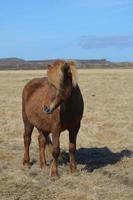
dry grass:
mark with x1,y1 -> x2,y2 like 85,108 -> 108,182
0,69 -> 133,200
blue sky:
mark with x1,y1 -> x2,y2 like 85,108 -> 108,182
0,0 -> 133,61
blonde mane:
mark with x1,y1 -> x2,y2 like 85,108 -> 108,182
47,60 -> 78,89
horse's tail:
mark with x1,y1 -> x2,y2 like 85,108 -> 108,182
47,60 -> 78,89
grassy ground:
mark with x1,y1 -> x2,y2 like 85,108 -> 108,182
0,69 -> 133,200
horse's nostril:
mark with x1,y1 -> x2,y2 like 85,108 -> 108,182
43,106 -> 53,114
43,106 -> 49,112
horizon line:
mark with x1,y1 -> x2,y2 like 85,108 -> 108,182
0,56 -> 133,63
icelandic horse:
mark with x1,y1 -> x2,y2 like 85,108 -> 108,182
22,60 -> 84,177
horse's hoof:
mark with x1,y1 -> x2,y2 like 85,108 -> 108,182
43,106 -> 53,114
50,169 -> 60,179
69,163 -> 77,173
50,173 -> 60,181
40,162 -> 48,169
23,162 -> 31,169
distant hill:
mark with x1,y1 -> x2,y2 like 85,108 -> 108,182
0,57 -> 133,70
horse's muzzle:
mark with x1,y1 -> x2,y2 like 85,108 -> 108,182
43,106 -> 54,114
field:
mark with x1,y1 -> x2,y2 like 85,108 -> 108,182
0,69 -> 133,200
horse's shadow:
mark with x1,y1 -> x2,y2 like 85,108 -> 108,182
59,147 -> 133,172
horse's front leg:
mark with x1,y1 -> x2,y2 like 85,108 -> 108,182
68,123 -> 80,173
38,130 -> 47,168
50,132 -> 60,177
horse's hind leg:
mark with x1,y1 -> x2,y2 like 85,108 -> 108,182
23,121 -> 34,166
68,123 -> 80,173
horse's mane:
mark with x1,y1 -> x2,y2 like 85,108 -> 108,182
47,60 -> 78,89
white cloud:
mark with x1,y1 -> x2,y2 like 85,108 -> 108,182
79,35 -> 133,49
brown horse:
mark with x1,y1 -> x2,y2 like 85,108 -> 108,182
22,60 -> 84,177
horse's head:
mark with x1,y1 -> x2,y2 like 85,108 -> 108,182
44,60 -> 78,114
47,60 -> 78,94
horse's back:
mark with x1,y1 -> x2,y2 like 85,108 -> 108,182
22,77 -> 47,103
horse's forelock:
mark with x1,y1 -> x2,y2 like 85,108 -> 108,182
47,60 -> 78,89
60,61 -> 78,87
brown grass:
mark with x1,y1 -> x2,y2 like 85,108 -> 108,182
0,69 -> 133,200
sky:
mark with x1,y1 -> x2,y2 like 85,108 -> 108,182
0,0 -> 133,61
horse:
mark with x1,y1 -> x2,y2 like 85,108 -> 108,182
22,60 -> 84,177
